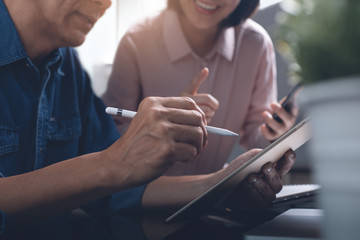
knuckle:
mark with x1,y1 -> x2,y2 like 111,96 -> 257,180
192,110 -> 203,122
191,146 -> 198,157
182,96 -> 196,106
194,126 -> 204,140
183,146 -> 198,161
148,106 -> 166,120
163,142 -> 175,155
247,173 -> 258,184
153,121 -> 171,136
262,162 -> 273,175
142,96 -> 157,106
249,148 -> 262,156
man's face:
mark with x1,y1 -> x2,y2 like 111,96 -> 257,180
34,0 -> 112,47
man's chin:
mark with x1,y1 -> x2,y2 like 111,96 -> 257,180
66,33 -> 87,48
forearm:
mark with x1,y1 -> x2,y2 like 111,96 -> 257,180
141,172 -> 228,209
0,152 -> 120,224
141,150 -> 262,209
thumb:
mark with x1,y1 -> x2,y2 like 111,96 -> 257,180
182,68 -> 209,95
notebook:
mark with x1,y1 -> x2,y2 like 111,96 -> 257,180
165,118 -> 312,223
273,184 -> 321,207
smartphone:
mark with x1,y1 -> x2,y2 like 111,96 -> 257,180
272,83 -> 303,123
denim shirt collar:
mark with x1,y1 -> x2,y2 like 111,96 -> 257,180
0,0 -> 64,75
0,0 -> 28,66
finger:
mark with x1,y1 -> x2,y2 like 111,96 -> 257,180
167,123 -> 205,158
164,107 -> 208,149
181,68 -> 209,95
275,149 -> 296,177
139,97 -> 208,148
169,142 -> 199,162
278,96 -> 286,105
263,109 -> 285,131
199,105 -> 216,123
290,103 -> 299,117
154,96 -> 199,110
250,174 -> 277,205
189,94 -> 219,123
191,94 -> 219,111
241,174 -> 264,207
260,123 -> 278,141
270,102 -> 296,127
261,111 -> 284,140
226,149 -> 262,173
261,162 -> 282,193
152,96 -> 207,127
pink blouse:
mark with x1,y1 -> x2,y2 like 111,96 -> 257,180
102,9 -> 277,176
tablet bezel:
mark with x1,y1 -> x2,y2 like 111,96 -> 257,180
165,118 -> 311,223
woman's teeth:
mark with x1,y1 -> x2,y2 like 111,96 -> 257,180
195,0 -> 218,10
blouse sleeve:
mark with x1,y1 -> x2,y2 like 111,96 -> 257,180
240,31 -> 277,150
101,33 -> 142,135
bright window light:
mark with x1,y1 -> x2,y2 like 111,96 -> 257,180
116,0 -> 167,40
77,0 -> 284,96
260,0 -> 283,9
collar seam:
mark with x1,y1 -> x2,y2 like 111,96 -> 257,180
0,54 -> 27,66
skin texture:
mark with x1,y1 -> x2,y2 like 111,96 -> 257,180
222,149 -> 296,211
1,0 -> 296,229
1,0 -> 208,224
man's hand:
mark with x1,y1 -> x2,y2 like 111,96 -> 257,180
222,149 -> 296,212
101,96 -> 208,188
180,68 -> 219,123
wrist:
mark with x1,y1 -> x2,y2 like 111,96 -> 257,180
96,149 -> 133,192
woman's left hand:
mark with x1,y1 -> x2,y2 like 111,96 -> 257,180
260,97 -> 299,141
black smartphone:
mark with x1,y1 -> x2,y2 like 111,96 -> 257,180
272,83 -> 303,123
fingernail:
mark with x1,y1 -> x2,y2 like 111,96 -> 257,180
287,151 -> 296,161
265,112 -> 272,118
265,165 -> 272,173
249,175 -> 257,184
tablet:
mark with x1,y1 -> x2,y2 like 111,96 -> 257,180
165,118 -> 311,223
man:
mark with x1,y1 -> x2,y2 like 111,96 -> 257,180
0,0 -> 295,238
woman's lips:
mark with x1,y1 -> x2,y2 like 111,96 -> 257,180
194,0 -> 219,12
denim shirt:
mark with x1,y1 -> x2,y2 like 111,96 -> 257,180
0,1 -> 145,237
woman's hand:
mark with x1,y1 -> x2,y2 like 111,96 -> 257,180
260,98 -> 299,141
180,68 -> 219,124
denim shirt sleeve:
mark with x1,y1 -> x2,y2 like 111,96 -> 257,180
0,172 -> 4,235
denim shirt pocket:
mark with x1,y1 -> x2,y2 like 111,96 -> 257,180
47,114 -> 82,141
0,126 -> 19,157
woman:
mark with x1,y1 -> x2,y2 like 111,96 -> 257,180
102,0 -> 297,175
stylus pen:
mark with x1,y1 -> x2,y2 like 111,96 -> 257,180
105,107 -> 239,137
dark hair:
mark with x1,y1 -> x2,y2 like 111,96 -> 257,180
167,0 -> 260,29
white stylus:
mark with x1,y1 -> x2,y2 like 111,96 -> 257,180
105,107 -> 239,137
